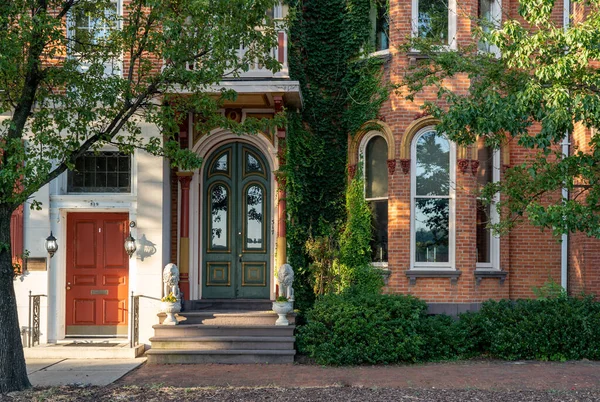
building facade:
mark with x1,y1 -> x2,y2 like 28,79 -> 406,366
9,0 -> 600,351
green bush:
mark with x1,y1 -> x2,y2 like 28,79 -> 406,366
296,292 -> 465,365
297,292 -> 600,365
463,296 -> 600,361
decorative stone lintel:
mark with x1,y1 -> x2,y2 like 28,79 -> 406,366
474,269 -> 508,286
400,159 -> 410,174
387,159 -> 396,176
405,270 -> 462,286
457,159 -> 470,174
470,160 -> 480,176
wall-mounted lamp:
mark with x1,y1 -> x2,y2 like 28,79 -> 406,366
124,221 -> 136,259
45,232 -> 58,258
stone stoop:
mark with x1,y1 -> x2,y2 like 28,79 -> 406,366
24,341 -> 145,359
146,309 -> 297,364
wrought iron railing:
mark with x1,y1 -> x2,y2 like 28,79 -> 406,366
28,291 -> 47,348
129,293 -> 160,348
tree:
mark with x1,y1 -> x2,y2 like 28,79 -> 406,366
402,0 -> 600,238
0,0 -> 281,392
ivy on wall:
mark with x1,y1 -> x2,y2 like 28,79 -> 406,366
285,0 -> 389,311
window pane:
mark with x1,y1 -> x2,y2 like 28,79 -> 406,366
370,200 -> 388,262
246,152 -> 263,174
211,152 -> 228,173
246,185 -> 264,250
370,1 -> 389,51
476,200 -> 491,263
67,152 -> 131,193
365,136 -> 388,199
416,131 -> 450,196
415,198 -> 449,263
210,185 -> 228,250
477,141 -> 494,188
418,0 -> 449,45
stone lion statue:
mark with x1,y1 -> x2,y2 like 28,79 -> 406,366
163,263 -> 181,302
277,264 -> 294,301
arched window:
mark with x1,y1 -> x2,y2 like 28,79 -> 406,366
362,134 -> 388,263
411,128 -> 455,269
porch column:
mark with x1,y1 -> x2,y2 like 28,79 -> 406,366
274,96 -> 287,269
177,171 -> 193,300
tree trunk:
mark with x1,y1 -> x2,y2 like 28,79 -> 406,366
0,206 -> 31,392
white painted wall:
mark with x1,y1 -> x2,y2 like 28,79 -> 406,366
13,120 -> 169,347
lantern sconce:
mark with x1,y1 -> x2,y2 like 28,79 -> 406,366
124,221 -> 137,259
45,232 -> 58,258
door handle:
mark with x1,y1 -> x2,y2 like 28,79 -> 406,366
239,254 -> 243,262
66,286 -> 71,290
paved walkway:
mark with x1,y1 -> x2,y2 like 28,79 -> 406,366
118,360 -> 600,390
26,358 -> 146,387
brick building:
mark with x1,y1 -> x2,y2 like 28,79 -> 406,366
9,0 -> 600,360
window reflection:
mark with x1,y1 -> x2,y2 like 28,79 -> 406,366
246,185 -> 263,249
210,184 -> 228,249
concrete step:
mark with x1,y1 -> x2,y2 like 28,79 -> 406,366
160,310 -> 296,326
185,299 -> 273,311
24,342 -> 145,359
149,335 -> 295,350
145,349 -> 295,364
152,324 -> 295,338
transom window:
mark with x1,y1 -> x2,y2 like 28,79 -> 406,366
412,0 -> 457,48
411,128 -> 455,268
363,134 -> 389,263
67,151 -> 131,193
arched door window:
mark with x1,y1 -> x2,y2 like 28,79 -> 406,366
411,128 -> 455,268
363,134 -> 388,263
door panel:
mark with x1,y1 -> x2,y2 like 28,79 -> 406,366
66,212 -> 129,336
202,143 -> 270,299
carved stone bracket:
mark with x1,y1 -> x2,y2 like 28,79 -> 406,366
458,159 -> 470,174
470,160 -> 480,176
387,159 -> 396,176
474,270 -> 508,286
405,270 -> 462,286
348,164 -> 357,179
399,159 -> 410,174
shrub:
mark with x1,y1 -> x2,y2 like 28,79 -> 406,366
297,292 -> 453,365
463,296 -> 600,361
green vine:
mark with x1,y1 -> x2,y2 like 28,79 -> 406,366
285,0 -> 389,311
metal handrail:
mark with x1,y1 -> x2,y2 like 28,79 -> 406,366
129,293 -> 161,348
28,291 -> 47,348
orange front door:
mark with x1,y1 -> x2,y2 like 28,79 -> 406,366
66,213 -> 129,336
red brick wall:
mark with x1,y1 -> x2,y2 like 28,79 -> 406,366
377,0 -> 567,303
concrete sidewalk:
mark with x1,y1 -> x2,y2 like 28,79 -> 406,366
26,358 -> 146,387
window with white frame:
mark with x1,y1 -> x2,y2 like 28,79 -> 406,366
412,0 -> 457,48
69,1 -> 119,54
67,151 -> 131,193
370,0 -> 389,52
478,0 -> 501,53
362,134 -> 389,263
475,139 -> 500,268
411,128 -> 455,268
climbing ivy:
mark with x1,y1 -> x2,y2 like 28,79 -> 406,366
285,0 -> 389,311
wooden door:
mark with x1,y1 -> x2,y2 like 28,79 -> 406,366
66,213 -> 129,336
202,143 -> 270,299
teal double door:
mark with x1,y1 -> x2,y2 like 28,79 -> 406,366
202,143 -> 270,299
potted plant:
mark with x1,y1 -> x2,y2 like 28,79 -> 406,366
160,292 -> 181,325
272,295 -> 293,326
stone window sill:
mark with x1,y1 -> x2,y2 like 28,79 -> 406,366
405,270 -> 462,286
474,269 -> 507,286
